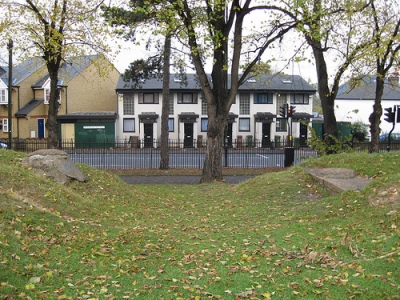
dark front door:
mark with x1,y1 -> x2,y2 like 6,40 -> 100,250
144,123 -> 153,148
38,119 -> 45,138
299,123 -> 308,147
184,123 -> 194,148
224,123 -> 233,147
262,122 -> 271,148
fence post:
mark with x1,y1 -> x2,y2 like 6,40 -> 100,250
284,147 -> 295,167
224,138 -> 228,167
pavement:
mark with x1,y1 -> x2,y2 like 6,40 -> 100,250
119,175 -> 256,184
120,168 -> 373,195
302,167 -> 373,194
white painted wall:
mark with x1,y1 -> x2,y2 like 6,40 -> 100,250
335,99 -> 400,135
117,91 -> 314,144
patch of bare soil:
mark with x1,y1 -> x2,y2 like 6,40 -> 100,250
368,183 -> 400,209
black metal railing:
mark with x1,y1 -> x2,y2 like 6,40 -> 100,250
1,138 -> 399,169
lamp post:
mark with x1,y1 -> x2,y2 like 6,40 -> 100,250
7,39 -> 13,150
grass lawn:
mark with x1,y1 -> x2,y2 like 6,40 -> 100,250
0,149 -> 399,299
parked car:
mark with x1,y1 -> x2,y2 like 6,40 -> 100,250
379,133 -> 400,142
0,141 -> 7,149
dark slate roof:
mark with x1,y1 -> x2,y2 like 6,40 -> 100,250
0,57 -> 45,86
0,66 -> 6,77
239,74 -> 315,93
254,112 -> 276,119
138,112 -> 159,119
337,76 -> 400,100
292,112 -> 313,120
33,55 -> 98,87
116,73 -> 316,93
15,99 -> 43,117
178,112 -> 199,119
57,111 -> 117,120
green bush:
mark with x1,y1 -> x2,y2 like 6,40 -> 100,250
350,121 -> 369,142
307,126 -> 353,156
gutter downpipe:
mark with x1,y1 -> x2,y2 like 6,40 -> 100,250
7,39 -> 13,149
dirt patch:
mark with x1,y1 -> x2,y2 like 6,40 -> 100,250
368,183 -> 400,209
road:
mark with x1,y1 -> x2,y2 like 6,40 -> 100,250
67,149 -> 317,169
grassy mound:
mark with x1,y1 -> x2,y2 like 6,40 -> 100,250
0,149 -> 399,299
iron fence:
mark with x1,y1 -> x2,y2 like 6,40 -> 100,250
1,138 -> 399,169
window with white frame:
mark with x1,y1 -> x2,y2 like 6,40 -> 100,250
239,118 -> 250,131
276,93 -> 287,115
239,93 -> 250,115
44,88 -> 61,104
0,89 -> 7,104
138,92 -> 159,104
201,118 -> 208,132
2,119 -> 8,132
276,118 -> 287,132
254,93 -> 273,104
168,118 -> 174,132
177,92 -> 198,104
201,97 -> 208,115
169,94 -> 174,115
291,94 -> 309,104
123,118 -> 135,132
123,93 -> 135,115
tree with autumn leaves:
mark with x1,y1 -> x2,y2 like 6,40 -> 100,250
0,0 -> 113,148
1,0 -> 399,181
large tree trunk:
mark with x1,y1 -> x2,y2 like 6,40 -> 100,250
160,35 -> 171,169
312,47 -> 338,142
201,113 -> 228,183
369,75 -> 384,153
46,68 -> 60,149
199,7 -> 229,183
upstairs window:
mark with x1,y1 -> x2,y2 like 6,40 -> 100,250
138,92 -> 159,104
201,96 -> 207,115
44,88 -> 61,104
177,92 -> 198,104
291,94 -> 309,104
123,93 -> 135,115
239,93 -> 250,115
0,89 -> 7,104
254,93 -> 273,104
169,94 -> 174,115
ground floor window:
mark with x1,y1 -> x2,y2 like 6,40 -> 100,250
123,118 -> 135,132
239,118 -> 250,132
276,118 -> 287,132
168,118 -> 174,132
2,119 -> 8,132
201,118 -> 208,132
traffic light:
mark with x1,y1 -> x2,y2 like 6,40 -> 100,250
279,104 -> 287,118
397,105 -> 400,123
288,105 -> 296,117
384,107 -> 395,123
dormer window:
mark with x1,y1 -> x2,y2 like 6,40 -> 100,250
247,78 -> 257,83
43,79 -> 61,104
0,88 -> 7,104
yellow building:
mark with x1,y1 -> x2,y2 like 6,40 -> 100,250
0,55 -> 119,144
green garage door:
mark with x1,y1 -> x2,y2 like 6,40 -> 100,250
75,122 -> 115,148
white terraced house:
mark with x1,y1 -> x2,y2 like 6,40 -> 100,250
335,74 -> 400,135
115,73 -> 316,148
